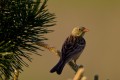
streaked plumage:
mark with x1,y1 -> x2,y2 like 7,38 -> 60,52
50,27 -> 88,74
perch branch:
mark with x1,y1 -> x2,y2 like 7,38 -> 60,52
36,42 -> 86,80
36,42 -> 80,72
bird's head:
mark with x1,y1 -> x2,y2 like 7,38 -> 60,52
71,27 -> 89,36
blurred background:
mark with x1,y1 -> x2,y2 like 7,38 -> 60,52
20,0 -> 120,80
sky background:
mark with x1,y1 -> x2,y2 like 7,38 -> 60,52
20,0 -> 120,80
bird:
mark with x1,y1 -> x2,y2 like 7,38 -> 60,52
50,27 -> 88,75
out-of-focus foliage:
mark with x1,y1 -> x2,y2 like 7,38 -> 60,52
0,0 -> 55,79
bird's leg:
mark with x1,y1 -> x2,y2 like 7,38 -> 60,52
73,60 -> 77,65
73,60 -> 79,70
73,60 -> 82,70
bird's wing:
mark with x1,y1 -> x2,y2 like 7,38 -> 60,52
61,35 -> 86,59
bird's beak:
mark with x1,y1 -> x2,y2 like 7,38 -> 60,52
83,28 -> 89,32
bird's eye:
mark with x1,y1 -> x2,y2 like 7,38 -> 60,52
79,29 -> 81,31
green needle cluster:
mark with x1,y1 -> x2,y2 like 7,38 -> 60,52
0,0 -> 55,79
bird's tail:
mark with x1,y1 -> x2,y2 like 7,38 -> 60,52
50,59 -> 66,75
